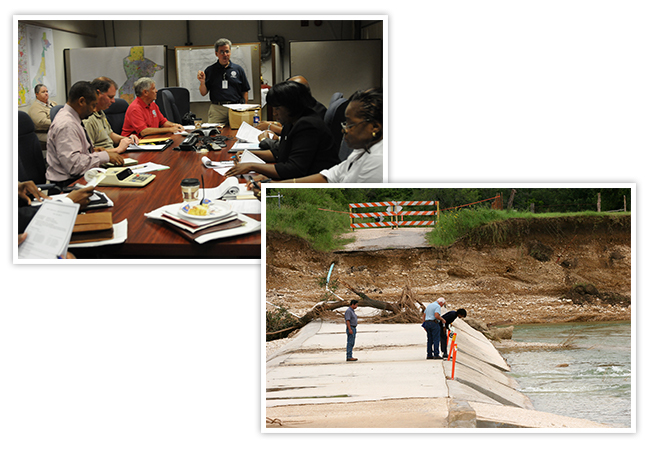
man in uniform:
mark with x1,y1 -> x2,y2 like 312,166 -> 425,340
197,38 -> 251,125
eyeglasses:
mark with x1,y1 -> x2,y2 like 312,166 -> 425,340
341,120 -> 368,131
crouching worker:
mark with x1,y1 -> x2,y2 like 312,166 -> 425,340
440,308 -> 467,358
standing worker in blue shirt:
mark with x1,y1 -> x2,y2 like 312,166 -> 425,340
197,38 -> 251,125
422,297 -> 447,360
345,300 -> 359,361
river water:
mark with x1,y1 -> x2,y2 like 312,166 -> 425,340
502,321 -> 632,428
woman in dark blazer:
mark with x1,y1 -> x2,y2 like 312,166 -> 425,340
226,81 -> 339,181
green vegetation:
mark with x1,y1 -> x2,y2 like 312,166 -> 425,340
427,208 -> 630,246
266,189 -> 354,251
266,302 -> 299,336
265,187 -> 632,251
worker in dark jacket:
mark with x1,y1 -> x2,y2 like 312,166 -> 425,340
440,308 -> 467,358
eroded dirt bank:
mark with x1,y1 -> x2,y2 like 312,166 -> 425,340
266,215 -> 631,327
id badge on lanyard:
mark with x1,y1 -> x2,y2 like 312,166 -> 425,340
222,73 -> 228,89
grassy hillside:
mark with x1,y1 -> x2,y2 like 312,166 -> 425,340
265,187 -> 631,252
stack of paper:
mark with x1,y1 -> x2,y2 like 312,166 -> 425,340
224,104 -> 261,112
144,200 -> 260,244
18,200 -> 80,259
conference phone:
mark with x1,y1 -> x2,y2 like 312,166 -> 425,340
176,129 -> 228,152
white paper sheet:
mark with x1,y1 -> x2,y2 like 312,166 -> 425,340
240,149 -> 266,164
235,120 -> 263,143
18,200 -> 80,259
231,141 -> 261,151
224,103 -> 261,111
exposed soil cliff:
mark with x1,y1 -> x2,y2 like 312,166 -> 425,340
266,215 -> 631,327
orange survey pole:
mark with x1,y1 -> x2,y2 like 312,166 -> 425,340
447,330 -> 457,361
451,344 -> 458,380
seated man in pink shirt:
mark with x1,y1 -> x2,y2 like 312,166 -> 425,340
121,77 -> 184,138
46,81 -> 124,186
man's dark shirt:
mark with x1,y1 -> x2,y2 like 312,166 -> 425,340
442,311 -> 459,329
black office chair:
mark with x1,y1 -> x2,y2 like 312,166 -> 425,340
155,89 -> 183,124
104,98 -> 129,135
50,104 -> 63,122
324,93 -> 352,160
18,111 -> 62,194
158,87 -> 195,124
18,111 -> 47,184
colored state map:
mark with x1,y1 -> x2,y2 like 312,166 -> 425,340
17,23 -> 55,107
119,46 -> 164,103
31,32 -> 53,90
17,25 -> 30,106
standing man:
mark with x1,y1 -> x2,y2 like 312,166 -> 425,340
440,308 -> 467,359
197,38 -> 251,125
84,77 -> 139,153
46,81 -> 124,187
345,300 -> 359,362
121,77 -> 184,138
28,84 -> 57,146
422,297 -> 447,360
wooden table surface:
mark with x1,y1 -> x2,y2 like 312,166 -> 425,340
71,128 -> 261,260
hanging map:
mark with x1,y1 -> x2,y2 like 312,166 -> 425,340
69,46 -> 165,103
17,23 -> 57,107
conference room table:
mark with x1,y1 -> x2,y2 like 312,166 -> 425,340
69,127 -> 261,260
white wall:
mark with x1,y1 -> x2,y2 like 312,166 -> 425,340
17,18 -> 380,121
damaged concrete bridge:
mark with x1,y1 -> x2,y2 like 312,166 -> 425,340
265,313 -> 612,429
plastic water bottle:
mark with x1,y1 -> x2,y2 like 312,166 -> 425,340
253,110 -> 260,126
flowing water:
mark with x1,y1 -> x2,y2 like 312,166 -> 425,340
502,321 -> 632,428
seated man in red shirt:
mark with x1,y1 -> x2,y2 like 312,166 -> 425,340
121,77 -> 185,138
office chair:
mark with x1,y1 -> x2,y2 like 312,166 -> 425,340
50,104 -> 63,122
155,89 -> 183,124
18,111 -> 63,195
158,87 -> 194,124
324,93 -> 351,158
161,87 -> 190,116
18,111 -> 47,184
104,98 -> 129,135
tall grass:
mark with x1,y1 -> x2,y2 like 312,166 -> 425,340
266,189 -> 353,252
265,188 -> 631,251
426,208 -> 629,247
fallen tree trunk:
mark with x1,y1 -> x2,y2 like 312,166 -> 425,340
266,279 -> 425,340
338,280 -> 400,313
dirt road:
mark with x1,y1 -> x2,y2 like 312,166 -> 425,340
340,227 -> 431,251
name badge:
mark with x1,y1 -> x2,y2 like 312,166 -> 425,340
222,80 -> 228,89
